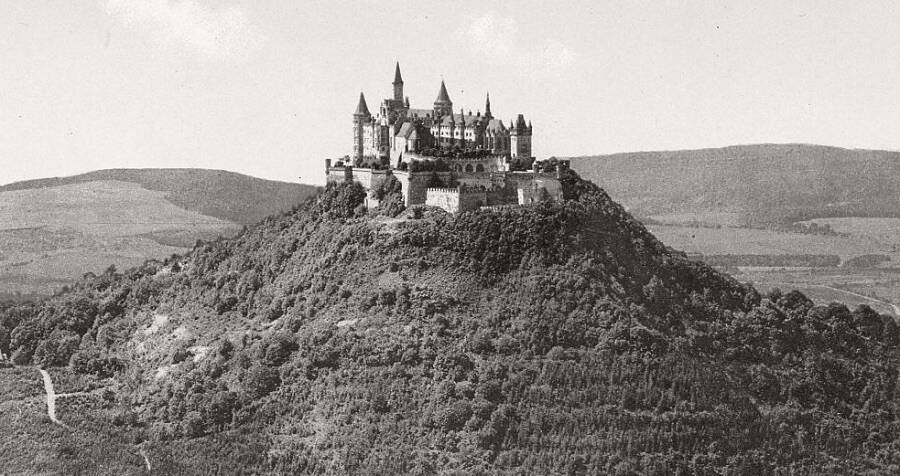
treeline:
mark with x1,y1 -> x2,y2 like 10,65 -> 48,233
695,254 -> 842,268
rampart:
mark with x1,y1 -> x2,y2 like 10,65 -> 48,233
323,158 -> 566,212
425,187 -> 488,213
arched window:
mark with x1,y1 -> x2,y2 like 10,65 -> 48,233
464,164 -> 474,173
475,164 -> 485,172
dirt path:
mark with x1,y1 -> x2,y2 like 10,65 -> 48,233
139,447 -> 152,472
37,368 -> 71,429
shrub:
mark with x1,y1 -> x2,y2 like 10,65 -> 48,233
244,364 -> 281,399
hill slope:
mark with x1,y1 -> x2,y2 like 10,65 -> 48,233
1,173 -> 899,474
570,143 -> 900,225
0,170 -> 319,298
0,168 -> 320,226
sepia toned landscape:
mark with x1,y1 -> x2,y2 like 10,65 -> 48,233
5,2 -> 900,475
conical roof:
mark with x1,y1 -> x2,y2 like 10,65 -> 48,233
434,80 -> 452,104
354,92 -> 371,116
393,62 -> 403,84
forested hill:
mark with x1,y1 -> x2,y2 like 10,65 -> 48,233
570,144 -> 900,225
0,168 -> 320,226
2,171 -> 900,474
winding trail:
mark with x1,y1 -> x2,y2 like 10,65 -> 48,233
139,447 -> 152,472
8,367 -> 152,472
37,368 -> 70,429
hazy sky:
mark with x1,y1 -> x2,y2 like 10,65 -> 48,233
2,1 -> 900,185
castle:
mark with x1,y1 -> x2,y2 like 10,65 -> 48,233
326,63 -> 568,213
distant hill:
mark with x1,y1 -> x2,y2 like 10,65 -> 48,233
0,169 -> 319,298
0,168 -> 320,226
570,144 -> 900,225
2,175 -> 900,473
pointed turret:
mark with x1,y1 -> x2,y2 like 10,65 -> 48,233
392,62 -> 404,102
354,92 -> 371,117
433,80 -> 453,118
435,80 -> 451,103
393,62 -> 403,84
484,92 -> 492,118
352,92 -> 371,163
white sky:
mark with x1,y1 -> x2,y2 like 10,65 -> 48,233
2,1 -> 899,185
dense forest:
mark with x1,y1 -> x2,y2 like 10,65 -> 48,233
2,170 -> 900,474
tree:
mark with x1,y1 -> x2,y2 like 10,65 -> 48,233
244,364 -> 280,399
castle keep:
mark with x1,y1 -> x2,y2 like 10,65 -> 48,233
327,63 -> 567,213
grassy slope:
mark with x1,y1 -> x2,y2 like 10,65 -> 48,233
0,168 -> 321,226
0,170 -> 319,298
0,181 -> 238,297
570,143 -> 900,225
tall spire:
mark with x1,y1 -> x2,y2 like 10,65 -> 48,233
354,92 -> 370,116
393,62 -> 403,84
484,92 -> 492,118
435,80 -> 452,104
392,63 -> 404,102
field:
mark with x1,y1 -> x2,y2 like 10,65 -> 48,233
0,180 -> 242,298
647,217 -> 900,316
0,169 -> 320,299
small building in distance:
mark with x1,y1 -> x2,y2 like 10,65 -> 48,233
328,62 -> 567,213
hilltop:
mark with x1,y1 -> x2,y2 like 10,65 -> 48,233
570,143 -> 900,226
1,171 -> 899,474
0,169 -> 319,299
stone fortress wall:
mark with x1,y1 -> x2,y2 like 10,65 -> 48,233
326,157 -> 570,214
424,187 -> 487,213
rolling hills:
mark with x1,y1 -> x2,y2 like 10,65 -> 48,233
570,144 -> 900,314
569,143 -> 900,226
0,169 -> 319,299
2,173 -> 899,474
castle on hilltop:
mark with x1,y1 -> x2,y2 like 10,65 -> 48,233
326,63 -> 568,213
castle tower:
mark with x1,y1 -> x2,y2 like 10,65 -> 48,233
458,108 -> 466,148
446,109 -> 455,148
433,80 -> 453,118
510,114 -> 532,159
392,62 -> 404,103
484,92 -> 492,119
352,92 -> 372,164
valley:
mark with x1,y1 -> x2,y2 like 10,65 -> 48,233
644,216 -> 900,316
571,145 -> 900,316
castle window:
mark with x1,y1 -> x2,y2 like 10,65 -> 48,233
465,164 -> 473,173
475,164 -> 484,172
